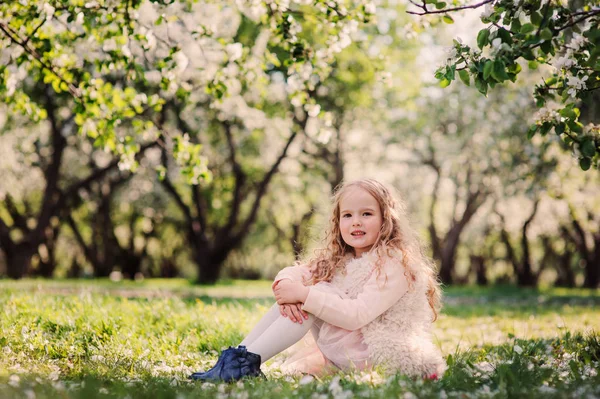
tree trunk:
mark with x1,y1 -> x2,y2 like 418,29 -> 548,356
541,235 -> 575,287
583,234 -> 600,288
470,255 -> 488,286
439,224 -> 463,285
6,244 -> 35,279
439,244 -> 456,285
195,252 -> 221,284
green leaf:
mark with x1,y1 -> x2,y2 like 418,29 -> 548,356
540,28 -> 553,41
510,18 -> 522,33
435,2 -> 447,9
491,60 -> 510,82
483,60 -> 493,80
445,65 -> 456,81
498,28 -> 512,44
520,23 -> 535,34
568,120 -> 583,133
527,124 -> 537,139
477,29 -> 490,49
579,157 -> 591,171
458,69 -> 470,86
531,11 -> 542,26
540,40 -> 552,54
475,77 -> 488,95
442,15 -> 454,24
559,108 -> 576,119
540,122 -> 552,135
522,49 -> 536,61
581,139 -> 596,158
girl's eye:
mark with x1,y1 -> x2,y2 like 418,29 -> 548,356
363,212 -> 372,216
342,214 -> 351,218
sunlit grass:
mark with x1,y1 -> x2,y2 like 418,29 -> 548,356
1,280 -> 599,398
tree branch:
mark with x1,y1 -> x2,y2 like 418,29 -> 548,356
158,145 -> 195,231
31,87 -> 68,247
217,122 -> 247,241
407,0 -> 494,15
66,214 -> 96,267
60,141 -> 160,208
568,203 -> 590,261
231,130 -> 299,248
428,168 -> 442,260
0,216 -> 13,253
3,194 -> 29,231
558,9 -> 600,33
0,21 -> 81,98
191,185 -> 207,235
521,198 -> 540,277
496,209 -> 520,273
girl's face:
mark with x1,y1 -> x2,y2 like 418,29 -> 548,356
338,186 -> 383,257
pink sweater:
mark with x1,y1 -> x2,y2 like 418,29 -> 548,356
274,256 -> 409,327
272,252 -> 446,377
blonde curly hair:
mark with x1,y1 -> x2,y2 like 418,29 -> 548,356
305,178 -> 442,320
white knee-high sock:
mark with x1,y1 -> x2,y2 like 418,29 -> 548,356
239,303 -> 281,348
246,313 -> 315,363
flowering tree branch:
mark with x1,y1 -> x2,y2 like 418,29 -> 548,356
419,0 -> 600,170
407,0 -> 494,15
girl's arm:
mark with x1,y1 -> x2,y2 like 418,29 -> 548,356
300,258 -> 409,331
272,263 -> 312,290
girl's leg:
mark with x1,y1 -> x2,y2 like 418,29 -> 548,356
239,303 -> 282,347
245,312 -> 315,363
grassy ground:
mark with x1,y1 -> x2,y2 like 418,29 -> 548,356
0,279 -> 599,398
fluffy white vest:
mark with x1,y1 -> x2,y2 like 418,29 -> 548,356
330,252 -> 446,377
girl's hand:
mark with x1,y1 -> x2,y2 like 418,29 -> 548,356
274,280 -> 310,305
279,304 -> 308,324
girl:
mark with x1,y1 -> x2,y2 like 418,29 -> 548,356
189,179 -> 445,382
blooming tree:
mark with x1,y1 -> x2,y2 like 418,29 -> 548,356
0,0 -> 376,180
408,0 -> 600,171
0,0 -> 382,280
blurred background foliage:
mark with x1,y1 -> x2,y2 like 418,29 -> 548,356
0,0 -> 598,288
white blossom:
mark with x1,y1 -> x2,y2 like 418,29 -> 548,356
444,46 -> 458,66
102,38 -> 117,52
490,37 -> 510,56
553,55 -> 575,71
43,3 -> 55,20
121,45 -> 132,58
305,103 -> 321,117
75,12 -> 84,26
118,152 -> 136,171
140,28 -> 156,50
286,74 -> 304,93
569,33 -> 587,51
226,43 -> 243,62
480,3 -> 494,19
174,51 -> 189,73
6,74 -> 18,96
566,75 -> 588,98
299,374 -> 315,384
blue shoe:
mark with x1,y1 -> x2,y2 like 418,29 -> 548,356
189,346 -> 263,382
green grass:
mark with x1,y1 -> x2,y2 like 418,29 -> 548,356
1,279 -> 599,398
